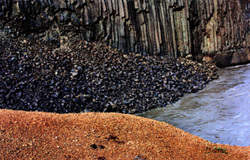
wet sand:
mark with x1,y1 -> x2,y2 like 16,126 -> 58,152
0,109 -> 249,159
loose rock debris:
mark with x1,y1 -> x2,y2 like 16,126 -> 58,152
0,38 -> 218,113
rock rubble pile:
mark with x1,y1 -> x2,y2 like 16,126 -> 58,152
0,38 -> 218,113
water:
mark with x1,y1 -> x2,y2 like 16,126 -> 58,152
137,64 -> 250,146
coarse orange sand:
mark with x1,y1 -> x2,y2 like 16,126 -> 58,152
0,109 -> 249,159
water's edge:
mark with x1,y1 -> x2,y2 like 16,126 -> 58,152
137,64 -> 250,146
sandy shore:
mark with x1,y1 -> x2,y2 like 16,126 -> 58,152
0,109 -> 249,159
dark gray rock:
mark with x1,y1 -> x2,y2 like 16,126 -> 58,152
0,37 -> 218,113
0,0 -> 249,59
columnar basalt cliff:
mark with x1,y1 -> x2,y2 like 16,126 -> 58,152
0,0 -> 249,60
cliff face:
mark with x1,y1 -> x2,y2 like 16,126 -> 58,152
0,0 -> 248,59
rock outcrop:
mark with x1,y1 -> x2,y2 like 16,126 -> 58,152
0,0 -> 249,60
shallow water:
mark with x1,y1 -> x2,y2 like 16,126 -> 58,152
137,64 -> 250,146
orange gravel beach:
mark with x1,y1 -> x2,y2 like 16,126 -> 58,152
0,109 -> 249,159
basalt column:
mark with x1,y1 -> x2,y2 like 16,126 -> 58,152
0,0 -> 248,58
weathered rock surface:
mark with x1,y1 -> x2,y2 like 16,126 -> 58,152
0,0 -> 249,60
205,49 -> 250,67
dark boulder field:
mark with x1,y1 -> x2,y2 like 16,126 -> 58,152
0,38 -> 218,114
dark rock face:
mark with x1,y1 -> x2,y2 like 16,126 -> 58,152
231,49 -> 250,65
0,38 -> 218,114
206,49 -> 250,67
0,0 -> 248,58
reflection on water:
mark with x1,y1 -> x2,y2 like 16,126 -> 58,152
137,64 -> 250,146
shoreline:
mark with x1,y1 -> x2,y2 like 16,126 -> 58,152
0,109 -> 249,159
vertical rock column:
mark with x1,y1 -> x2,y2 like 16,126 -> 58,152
189,0 -> 247,56
0,0 -> 248,57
